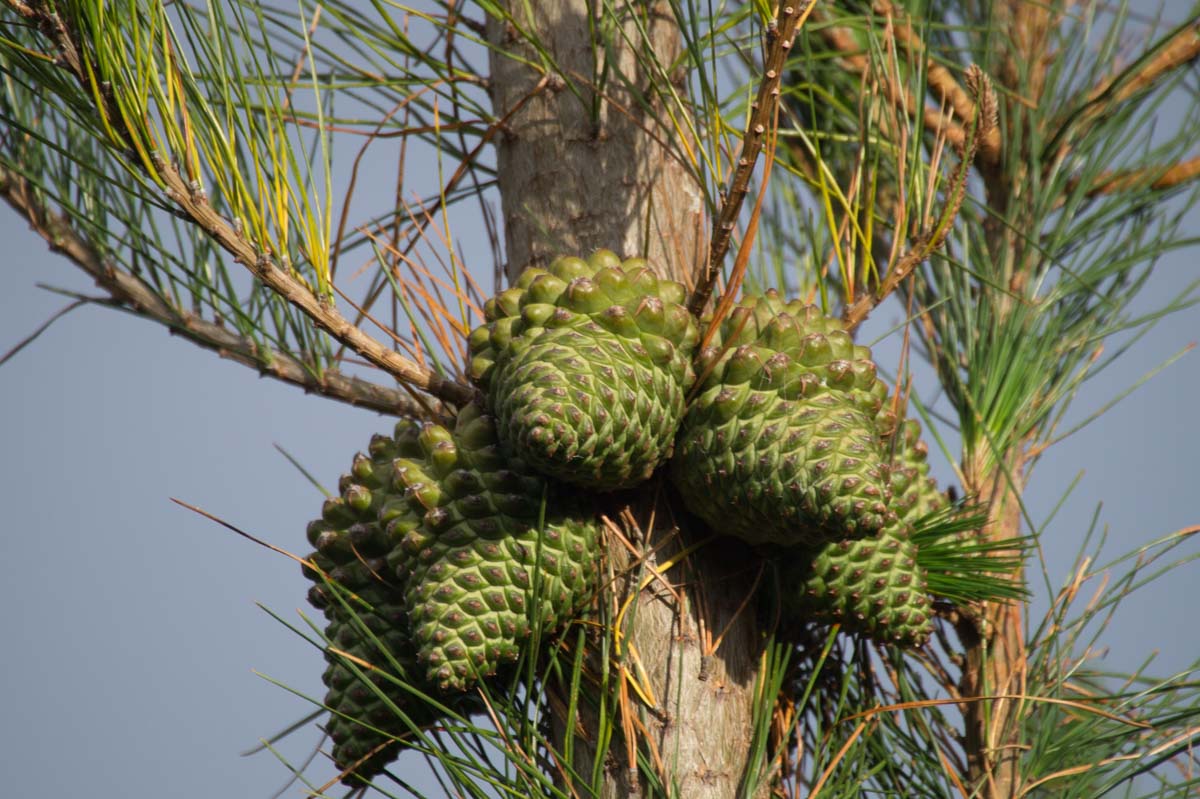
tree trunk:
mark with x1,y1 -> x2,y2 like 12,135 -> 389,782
486,1 -> 704,282
486,4 -> 763,797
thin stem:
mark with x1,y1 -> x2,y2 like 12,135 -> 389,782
843,65 -> 991,330
874,0 -> 1002,163
688,0 -> 814,317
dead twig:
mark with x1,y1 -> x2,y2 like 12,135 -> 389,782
336,75 -> 552,344
0,296 -> 86,368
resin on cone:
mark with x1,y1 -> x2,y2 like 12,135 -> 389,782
671,291 -> 896,547
468,249 -> 698,490
395,403 -> 600,691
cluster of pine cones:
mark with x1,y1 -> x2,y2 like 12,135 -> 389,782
302,250 -> 947,779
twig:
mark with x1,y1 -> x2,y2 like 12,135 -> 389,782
0,166 -> 431,416
0,297 -> 86,367
10,0 -> 476,408
1078,154 -> 1200,199
328,81 -> 447,285
840,693 -> 1152,731
1088,19 -> 1200,107
842,65 -> 992,330
688,1 -> 815,316
841,233 -> 931,330
336,75 -> 550,341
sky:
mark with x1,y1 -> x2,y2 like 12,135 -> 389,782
1,5 -> 1198,798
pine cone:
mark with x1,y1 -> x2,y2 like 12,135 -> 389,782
777,415 -> 944,648
396,403 -> 601,691
671,292 -> 896,547
302,421 -> 478,782
782,523 -> 933,647
468,250 -> 698,490
885,417 -> 948,526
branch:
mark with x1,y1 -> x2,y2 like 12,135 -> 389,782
1081,154 -> 1200,198
1089,19 -> 1200,107
153,150 -> 473,408
688,0 -> 814,316
9,0 -> 476,408
0,165 -> 431,417
1049,19 -> 1200,163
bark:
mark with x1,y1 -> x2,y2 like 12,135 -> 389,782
486,1 -> 704,283
958,450 -> 1029,799
486,4 -> 763,797
564,509 -> 764,799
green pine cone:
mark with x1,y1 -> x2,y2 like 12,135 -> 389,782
307,553 -> 477,782
699,291 -> 897,437
782,522 -> 934,647
467,249 -> 698,490
671,292 -> 895,547
885,418 -> 948,527
305,419 -> 424,564
302,420 -> 478,782
396,403 -> 600,691
773,415 -> 948,648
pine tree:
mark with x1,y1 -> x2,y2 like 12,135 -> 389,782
3,1 -> 1199,797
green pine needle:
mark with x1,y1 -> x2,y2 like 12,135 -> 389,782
912,502 -> 1031,605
